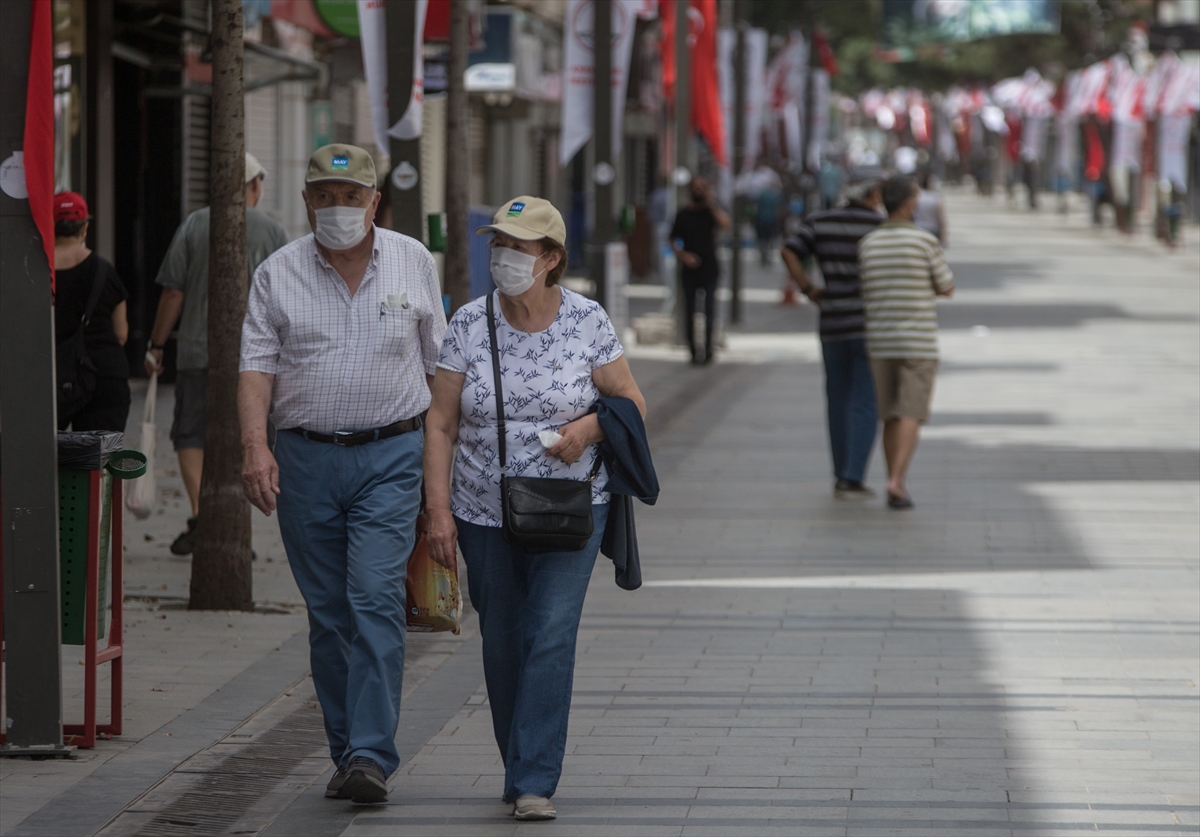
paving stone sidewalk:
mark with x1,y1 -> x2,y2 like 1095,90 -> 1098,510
341,194 -> 1199,837
4,191 -> 1197,836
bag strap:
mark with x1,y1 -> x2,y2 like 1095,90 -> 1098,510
488,291 -> 604,484
486,292 -> 507,477
81,259 -> 107,326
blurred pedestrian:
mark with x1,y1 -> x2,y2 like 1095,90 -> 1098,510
818,157 -> 846,210
753,168 -> 784,265
53,191 -> 131,432
424,196 -> 646,821
781,168 -> 884,499
145,152 -> 288,556
913,170 -> 947,246
858,176 -> 954,509
239,144 -> 447,804
670,176 -> 732,365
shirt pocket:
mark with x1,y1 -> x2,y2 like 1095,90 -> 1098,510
377,307 -> 416,357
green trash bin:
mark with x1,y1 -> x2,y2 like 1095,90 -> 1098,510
59,467 -> 111,645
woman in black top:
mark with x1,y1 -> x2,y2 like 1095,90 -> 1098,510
53,191 -> 131,432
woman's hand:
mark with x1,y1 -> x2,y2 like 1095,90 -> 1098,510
546,413 -> 603,465
426,507 -> 459,570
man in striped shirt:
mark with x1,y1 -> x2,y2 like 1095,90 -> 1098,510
781,169 -> 884,499
858,175 -> 954,509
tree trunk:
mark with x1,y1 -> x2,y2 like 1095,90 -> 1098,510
443,0 -> 471,313
190,0 -> 252,611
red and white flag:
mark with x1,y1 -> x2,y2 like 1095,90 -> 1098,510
21,0 -> 56,288
559,0 -> 641,166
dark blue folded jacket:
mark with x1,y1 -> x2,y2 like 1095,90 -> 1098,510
592,397 -> 659,590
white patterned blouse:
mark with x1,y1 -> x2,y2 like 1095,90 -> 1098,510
437,288 -> 624,527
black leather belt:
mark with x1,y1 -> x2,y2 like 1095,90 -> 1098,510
286,416 -> 422,446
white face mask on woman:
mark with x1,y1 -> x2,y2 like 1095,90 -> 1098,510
313,205 -> 369,250
490,246 -> 545,296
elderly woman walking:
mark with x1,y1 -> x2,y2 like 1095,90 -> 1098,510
424,197 -> 646,821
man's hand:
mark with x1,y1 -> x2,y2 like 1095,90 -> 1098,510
547,414 -> 603,465
425,507 -> 458,570
144,347 -> 164,376
242,442 -> 280,515
803,286 -> 825,302
679,251 -> 701,269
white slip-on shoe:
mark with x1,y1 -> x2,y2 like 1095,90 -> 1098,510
513,795 -> 557,820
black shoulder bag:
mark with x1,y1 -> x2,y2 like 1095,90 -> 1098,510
488,292 -> 600,552
56,262 -> 108,419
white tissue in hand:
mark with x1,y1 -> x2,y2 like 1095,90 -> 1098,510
538,430 -> 564,449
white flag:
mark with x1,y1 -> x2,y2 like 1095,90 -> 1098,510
560,0 -> 640,167
717,27 -> 769,173
359,0 -> 429,151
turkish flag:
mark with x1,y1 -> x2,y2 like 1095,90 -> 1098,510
659,0 -> 725,166
660,0 -> 675,104
689,0 -> 725,165
26,0 -> 55,290
813,28 -> 838,77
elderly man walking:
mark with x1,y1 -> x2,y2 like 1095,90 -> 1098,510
238,145 -> 446,803
781,168 -> 885,499
858,175 -> 954,510
146,153 -> 288,555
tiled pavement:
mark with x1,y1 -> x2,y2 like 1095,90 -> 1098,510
3,191 -> 1197,836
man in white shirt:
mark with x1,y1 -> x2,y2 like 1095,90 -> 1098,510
238,144 -> 447,804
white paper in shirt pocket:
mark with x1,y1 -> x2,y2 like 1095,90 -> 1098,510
384,292 -> 409,310
538,430 -> 563,449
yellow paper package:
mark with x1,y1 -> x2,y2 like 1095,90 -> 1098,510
405,523 -> 462,634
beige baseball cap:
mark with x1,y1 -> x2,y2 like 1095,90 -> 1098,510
305,144 -> 376,189
476,196 -> 566,248
245,152 -> 267,182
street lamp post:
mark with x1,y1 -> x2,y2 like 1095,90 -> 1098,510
591,0 -> 614,308
0,0 -> 67,754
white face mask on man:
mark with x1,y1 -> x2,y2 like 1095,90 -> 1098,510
313,205 -> 369,250
490,246 -> 545,296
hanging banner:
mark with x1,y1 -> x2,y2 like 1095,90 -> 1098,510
689,0 -> 725,166
807,69 -> 829,171
745,28 -> 767,164
718,27 -> 766,172
560,0 -> 640,166
27,0 -> 55,286
359,0 -> 429,153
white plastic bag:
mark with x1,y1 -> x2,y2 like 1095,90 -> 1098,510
125,372 -> 157,519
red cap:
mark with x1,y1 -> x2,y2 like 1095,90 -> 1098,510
53,191 -> 90,222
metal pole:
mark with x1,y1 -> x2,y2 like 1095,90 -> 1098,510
802,27 -> 816,213
730,5 -> 745,325
387,0 -> 423,240
443,0 -> 470,313
591,0 -> 613,307
0,0 -> 66,754
672,0 -> 691,343
673,0 -> 692,203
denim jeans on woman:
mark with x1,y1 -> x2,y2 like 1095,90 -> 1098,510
456,503 -> 609,801
821,337 -> 877,483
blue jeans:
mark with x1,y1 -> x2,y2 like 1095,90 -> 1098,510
456,504 -> 609,801
821,337 -> 878,483
274,428 -> 423,776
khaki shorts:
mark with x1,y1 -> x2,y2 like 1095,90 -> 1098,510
870,357 -> 939,423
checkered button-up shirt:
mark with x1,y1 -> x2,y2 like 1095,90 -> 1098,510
240,228 -> 447,434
